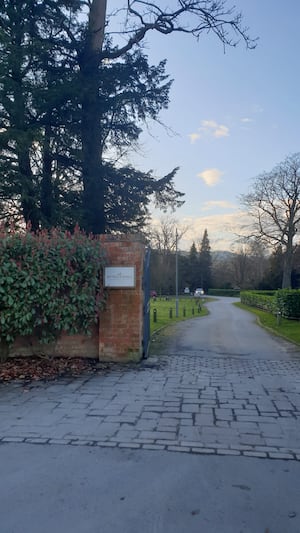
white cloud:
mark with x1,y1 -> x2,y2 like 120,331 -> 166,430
240,117 -> 254,123
197,168 -> 224,186
201,120 -> 229,138
214,125 -> 230,138
188,132 -> 201,144
188,119 -> 229,143
201,119 -> 218,130
149,211 -> 252,252
179,211 -> 251,251
202,200 -> 237,211
252,104 -> 264,113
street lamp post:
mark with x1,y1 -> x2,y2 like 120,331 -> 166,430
175,228 -> 179,317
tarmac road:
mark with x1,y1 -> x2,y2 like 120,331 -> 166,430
152,296 -> 300,360
1,443 -> 300,533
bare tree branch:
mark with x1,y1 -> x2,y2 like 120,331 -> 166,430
101,0 -> 257,60
240,153 -> 300,288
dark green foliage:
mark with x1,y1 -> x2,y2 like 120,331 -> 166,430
105,165 -> 183,233
183,230 -> 212,292
240,291 -> 276,313
258,246 -> 283,290
187,242 -> 199,289
208,289 -> 240,297
275,290 -> 300,319
239,289 -> 300,318
198,229 -> 212,292
0,3 -> 183,233
0,0 -> 255,234
0,226 -> 106,350
0,0 -> 82,229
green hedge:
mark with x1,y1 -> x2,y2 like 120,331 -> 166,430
208,289 -> 240,297
241,289 -> 300,319
0,226 -> 106,355
275,290 -> 300,319
240,291 -> 276,313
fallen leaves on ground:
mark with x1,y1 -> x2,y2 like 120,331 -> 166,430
0,356 -> 112,383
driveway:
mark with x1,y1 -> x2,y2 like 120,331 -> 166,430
152,296 -> 300,359
1,297 -> 300,455
1,296 -> 300,532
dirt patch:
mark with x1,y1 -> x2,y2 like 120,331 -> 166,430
0,356 -> 113,384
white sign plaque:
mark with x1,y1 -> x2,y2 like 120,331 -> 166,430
104,266 -> 136,288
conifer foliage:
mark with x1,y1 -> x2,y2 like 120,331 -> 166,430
199,229 -> 212,292
0,1 -> 254,234
186,229 -> 212,292
0,0 -> 183,232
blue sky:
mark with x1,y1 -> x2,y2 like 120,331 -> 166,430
122,1 -> 300,250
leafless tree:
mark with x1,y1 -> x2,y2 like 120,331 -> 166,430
230,240 -> 267,289
240,153 -> 300,288
211,253 -> 235,289
148,216 -> 188,253
147,216 -> 188,294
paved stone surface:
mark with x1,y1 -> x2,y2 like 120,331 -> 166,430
1,352 -> 300,460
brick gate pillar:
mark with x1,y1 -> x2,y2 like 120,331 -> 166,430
99,235 -> 146,362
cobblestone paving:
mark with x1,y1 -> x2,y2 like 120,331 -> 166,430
1,353 -> 300,460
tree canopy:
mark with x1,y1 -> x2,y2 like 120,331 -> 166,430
0,3 -> 183,231
0,0 -> 255,234
240,153 -> 300,288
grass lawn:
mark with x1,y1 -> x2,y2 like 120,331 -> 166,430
235,302 -> 300,346
150,295 -> 209,334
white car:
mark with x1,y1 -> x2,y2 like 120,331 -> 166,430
194,288 -> 204,297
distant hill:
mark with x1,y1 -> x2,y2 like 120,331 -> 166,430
178,250 -> 235,260
211,250 -> 235,260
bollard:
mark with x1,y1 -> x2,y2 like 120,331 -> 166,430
183,307 -> 186,317
198,304 -> 201,313
169,307 -> 173,319
277,311 -> 281,325
153,308 -> 157,323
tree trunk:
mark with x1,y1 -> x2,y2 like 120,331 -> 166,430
80,0 -> 107,235
282,240 -> 293,289
0,339 -> 9,363
282,253 -> 293,289
18,150 -> 40,232
40,123 -> 54,228
12,20 -> 40,231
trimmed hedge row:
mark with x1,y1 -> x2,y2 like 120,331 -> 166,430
240,290 -> 300,319
207,289 -> 240,297
240,291 -> 276,313
276,290 -> 300,319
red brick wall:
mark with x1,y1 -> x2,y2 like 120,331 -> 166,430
99,235 -> 145,362
10,325 -> 99,359
8,235 -> 146,363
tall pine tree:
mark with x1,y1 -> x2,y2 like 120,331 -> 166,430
199,229 -> 212,292
0,2 -> 183,231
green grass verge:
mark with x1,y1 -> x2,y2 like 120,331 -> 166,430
150,296 -> 209,334
235,302 -> 300,346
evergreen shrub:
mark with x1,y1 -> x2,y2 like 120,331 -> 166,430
275,289 -> 300,319
208,289 -> 240,297
240,290 -> 276,312
0,226 -> 106,356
